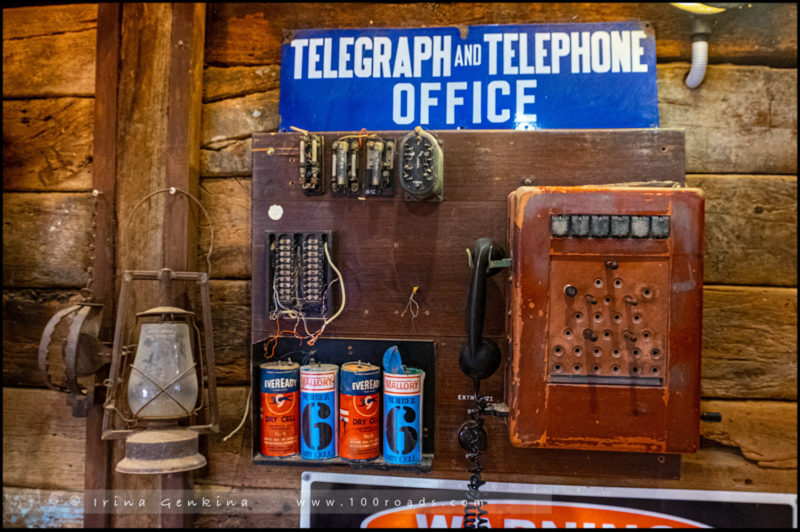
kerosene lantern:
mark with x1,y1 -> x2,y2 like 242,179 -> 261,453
102,268 -> 218,474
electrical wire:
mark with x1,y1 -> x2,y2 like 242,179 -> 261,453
222,387 -> 251,442
231,241 -> 342,441
401,286 -> 420,319
306,241 -> 345,346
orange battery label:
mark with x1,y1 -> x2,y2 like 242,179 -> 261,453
339,362 -> 381,461
261,363 -> 300,457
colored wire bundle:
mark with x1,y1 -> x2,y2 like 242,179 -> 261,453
266,240 -> 345,352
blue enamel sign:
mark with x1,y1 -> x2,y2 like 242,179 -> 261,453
279,22 -> 658,131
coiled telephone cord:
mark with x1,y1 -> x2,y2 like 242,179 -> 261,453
463,394 -> 490,528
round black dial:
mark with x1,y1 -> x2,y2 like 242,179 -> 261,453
399,130 -> 442,198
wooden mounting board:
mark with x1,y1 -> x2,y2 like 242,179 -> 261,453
251,129 -> 685,479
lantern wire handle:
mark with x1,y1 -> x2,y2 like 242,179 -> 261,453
123,187 -> 214,276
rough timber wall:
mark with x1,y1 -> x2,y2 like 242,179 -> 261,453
2,2 -> 797,528
3,4 -> 97,528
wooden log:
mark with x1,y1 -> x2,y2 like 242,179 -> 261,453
3,248 -> 793,400
659,65 -> 797,174
688,175 -> 797,287
2,30 -> 95,98
485,444 -> 797,493
111,5 -> 184,528
195,448 -> 797,524
700,400 -> 797,469
253,286 -> 797,399
1,388 -> 86,491
164,2 -> 207,276
2,289 -> 82,388
110,4 -> 208,527
701,286 -> 797,400
9,286 -> 793,400
201,91 -> 279,146
115,3 -> 172,279
199,181 -> 252,279
678,444 -> 796,494
197,65 -> 797,177
207,280 -> 251,384
197,172 -> 798,287
203,65 -> 280,103
91,2 -> 122,340
201,139 -> 252,178
193,448 -> 797,521
2,99 -> 94,192
2,487 -> 83,528
204,3 -> 797,67
202,281 -> 796,402
2,193 -> 92,288
199,386 -> 796,493
83,9 -> 121,524
1,4 -> 97,40
1,387 -> 793,506
2,485 -> 297,529
189,485 -> 299,528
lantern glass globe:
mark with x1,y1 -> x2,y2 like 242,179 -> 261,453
127,322 -> 198,419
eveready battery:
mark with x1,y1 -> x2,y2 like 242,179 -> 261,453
339,361 -> 381,461
260,361 -> 300,457
300,363 -> 339,460
383,368 -> 425,465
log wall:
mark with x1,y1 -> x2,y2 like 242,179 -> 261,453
2,2 -> 796,528
3,4 -> 98,529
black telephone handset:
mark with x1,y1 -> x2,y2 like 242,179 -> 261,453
458,238 -> 506,392
458,238 -> 507,528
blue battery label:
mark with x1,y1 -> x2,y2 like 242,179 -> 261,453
300,366 -> 338,460
383,371 -> 424,465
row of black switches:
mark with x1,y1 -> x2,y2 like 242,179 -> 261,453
551,215 -> 670,239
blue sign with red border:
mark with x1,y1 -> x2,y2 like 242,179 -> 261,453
279,22 -> 658,131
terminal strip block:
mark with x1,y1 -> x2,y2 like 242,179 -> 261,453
267,232 -> 334,319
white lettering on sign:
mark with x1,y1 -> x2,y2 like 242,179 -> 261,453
290,31 -> 647,80
355,36 -> 372,77
393,83 -> 415,125
457,394 -> 495,402
287,29 -> 650,127
446,82 -> 467,124
454,44 -> 481,67
385,376 -> 421,394
301,373 -> 335,391
350,379 -> 380,391
263,378 -> 297,389
391,80 -> 539,127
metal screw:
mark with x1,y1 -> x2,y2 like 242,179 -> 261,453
564,285 -> 577,297
605,261 -> 619,270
